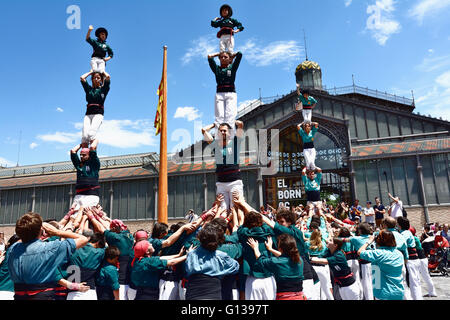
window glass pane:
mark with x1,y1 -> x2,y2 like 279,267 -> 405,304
343,104 -> 356,138
404,157 -> 420,205
354,161 -> 368,202
411,119 -> 424,134
423,122 -> 435,133
400,118 -> 412,135
366,110 -> 378,138
365,160 -> 380,202
322,99 -> 332,117
128,181 -> 138,220
391,158 -> 408,205
433,154 -> 450,204
377,112 -> 390,138
354,107 -> 368,140
377,159 -> 394,205
388,115 -> 400,136
421,155 -> 438,205
333,102 -> 343,119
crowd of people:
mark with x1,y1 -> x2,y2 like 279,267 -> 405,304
0,189 -> 448,301
1,4 -> 449,302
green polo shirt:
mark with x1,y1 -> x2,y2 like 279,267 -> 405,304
324,249 -> 353,281
81,79 -> 110,115
95,262 -> 119,290
211,17 -> 244,32
218,242 -> 242,260
86,37 -> 114,59
0,252 -> 13,292
298,126 -> 318,144
237,224 -> 275,278
255,255 -> 304,283
302,172 -> 322,192
299,95 -> 317,108
104,230 -> 134,257
360,247 -> 404,300
130,256 -> 167,288
70,243 -> 105,270
208,52 -> 242,92
306,240 -> 327,257
273,223 -> 307,258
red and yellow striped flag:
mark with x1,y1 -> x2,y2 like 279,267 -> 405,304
154,73 -> 165,136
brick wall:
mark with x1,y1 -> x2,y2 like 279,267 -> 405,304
405,206 -> 450,230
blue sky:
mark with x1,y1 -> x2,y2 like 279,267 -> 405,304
1,0 -> 450,167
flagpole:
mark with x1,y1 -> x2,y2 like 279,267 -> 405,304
158,46 -> 168,224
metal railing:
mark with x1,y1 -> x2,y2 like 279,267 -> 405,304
0,152 -> 159,179
325,85 -> 414,106
237,94 -> 292,118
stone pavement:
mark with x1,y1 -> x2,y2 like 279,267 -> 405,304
422,274 -> 450,300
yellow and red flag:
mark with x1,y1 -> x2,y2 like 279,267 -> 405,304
154,74 -> 165,136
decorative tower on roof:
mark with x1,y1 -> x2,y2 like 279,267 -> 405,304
295,59 -> 323,90
295,30 -> 323,90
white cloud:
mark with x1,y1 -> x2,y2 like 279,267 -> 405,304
37,131 -> 79,144
408,0 -> 450,24
345,0 -> 353,7
29,142 -> 38,149
181,35 -> 217,65
240,39 -> 302,68
416,54 -> 450,72
0,156 -> 16,168
366,0 -> 401,45
174,106 -> 203,121
182,35 -> 303,69
414,70 -> 450,121
36,119 -> 157,149
56,107 -> 64,112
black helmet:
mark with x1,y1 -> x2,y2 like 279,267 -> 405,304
220,4 -> 233,18
95,27 -> 108,39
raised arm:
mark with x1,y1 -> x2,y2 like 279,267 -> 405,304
80,71 -> 93,82
357,235 -> 375,256
235,120 -> 244,138
161,223 -> 195,248
86,25 -> 93,41
260,212 -> 275,229
201,123 -> 215,144
42,222 -> 88,249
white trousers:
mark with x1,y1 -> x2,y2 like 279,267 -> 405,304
216,179 -> 244,211
402,264 -> 412,300
214,92 -> 237,130
82,114 -> 103,144
339,281 -> 362,300
219,34 -> 235,54
360,263 -> 374,300
67,289 -> 97,300
90,57 -> 106,73
119,284 -> 129,300
303,148 -> 316,171
418,258 -> 437,296
71,195 -> 100,211
178,285 -> 187,300
407,259 -> 423,300
312,265 -> 334,300
127,288 -> 136,300
0,291 -> 14,300
302,278 -> 320,300
159,280 -> 180,300
245,276 -> 276,300
347,259 -> 363,296
302,109 -> 312,122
